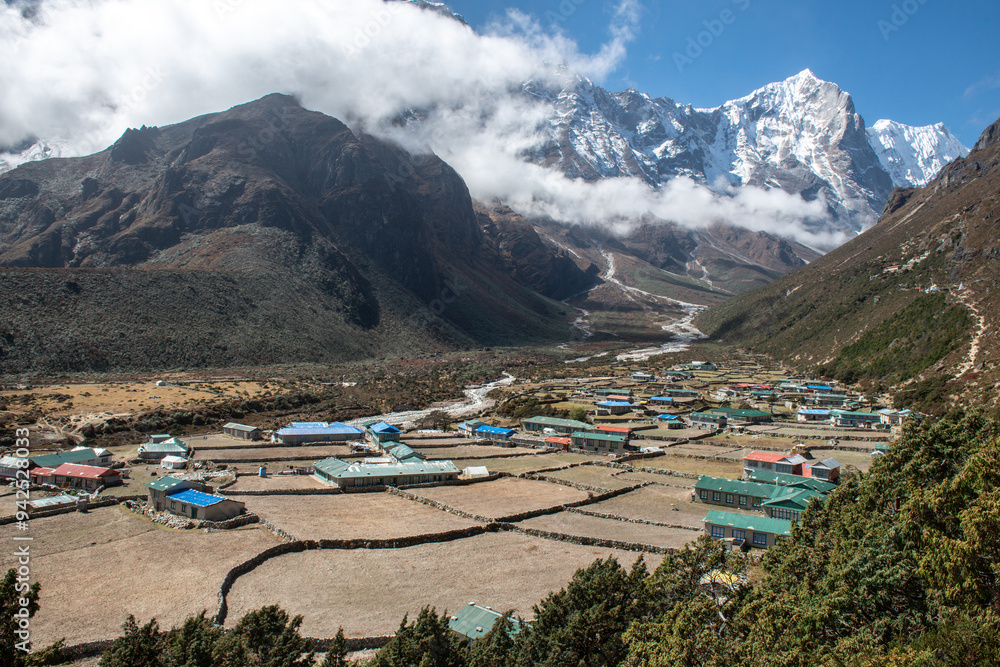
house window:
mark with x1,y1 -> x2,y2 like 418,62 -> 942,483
699,490 -> 708,500
732,530 -> 745,542
753,497 -> 762,508
712,491 -> 721,502
170,501 -> 175,511
752,532 -> 768,546
738,495 -> 748,506
711,525 -> 725,539
725,494 -> 734,504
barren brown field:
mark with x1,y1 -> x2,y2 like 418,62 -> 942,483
407,477 -> 590,518
613,471 -> 697,487
241,493 -> 480,540
414,445 -> 539,459
637,456 -> 743,478
401,437 -> 471,446
0,506 -> 279,647
226,473 -> 326,491
539,466 -> 639,491
516,511 -> 699,549
449,452 -> 587,475
223,532 -> 646,639
582,486 -> 718,528
194,445 -> 350,461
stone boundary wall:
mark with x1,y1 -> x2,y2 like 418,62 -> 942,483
0,495 -> 144,525
495,523 -> 674,555
55,639 -> 116,662
259,518 -> 297,542
200,514 -> 260,531
424,451 -> 544,462
566,507 -> 701,532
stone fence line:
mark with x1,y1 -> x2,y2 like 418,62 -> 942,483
566,507 -> 701,532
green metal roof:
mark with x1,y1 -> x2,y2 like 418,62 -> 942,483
521,416 -> 593,430
30,449 -> 102,468
570,431 -> 626,443
709,408 -> 770,418
314,457 -> 460,480
762,487 -> 825,511
690,412 -> 726,419
695,476 -> 774,498
145,475 -> 189,491
703,510 -> 792,536
744,470 -> 837,493
448,604 -> 523,640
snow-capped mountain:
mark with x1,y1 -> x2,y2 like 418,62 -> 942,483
867,119 -> 969,188
529,68 -> 966,235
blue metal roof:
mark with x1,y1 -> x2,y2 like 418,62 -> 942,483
649,396 -> 673,402
288,421 -> 329,428
596,400 -> 632,407
476,425 -> 515,435
798,408 -> 831,415
806,384 -> 832,390
277,423 -> 363,436
166,489 -> 227,508
657,414 -> 680,420
370,422 -> 401,434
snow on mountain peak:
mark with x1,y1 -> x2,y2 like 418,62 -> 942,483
867,119 -> 969,188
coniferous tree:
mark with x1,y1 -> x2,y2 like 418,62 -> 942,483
1,568 -> 40,667
99,616 -> 164,667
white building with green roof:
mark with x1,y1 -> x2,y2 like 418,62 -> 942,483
314,457 -> 460,489
702,510 -> 791,550
521,416 -> 593,434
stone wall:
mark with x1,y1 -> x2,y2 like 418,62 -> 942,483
566,507 -> 700,532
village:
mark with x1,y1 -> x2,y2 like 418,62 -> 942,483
0,357 -> 915,657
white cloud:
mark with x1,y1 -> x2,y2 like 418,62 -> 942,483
0,0 -> 836,249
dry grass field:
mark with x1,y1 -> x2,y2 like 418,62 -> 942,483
582,486 -> 715,529
449,452 -> 590,475
0,380 -> 274,418
193,445 -> 350,461
637,456 -> 744,478
223,532 -> 646,639
241,493 -> 480,540
0,506 -> 279,647
225,473 -> 326,492
516,511 -> 699,549
539,466 -> 639,491
413,445 -> 539,459
407,478 -> 590,518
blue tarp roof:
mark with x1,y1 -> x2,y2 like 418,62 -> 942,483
166,489 -> 227,507
476,425 -> 515,435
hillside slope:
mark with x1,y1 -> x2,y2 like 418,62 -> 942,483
696,116 -> 1000,408
0,95 -> 585,374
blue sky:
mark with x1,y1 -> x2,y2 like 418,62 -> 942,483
447,0 -> 1000,147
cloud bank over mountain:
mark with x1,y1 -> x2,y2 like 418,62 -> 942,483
0,0 -> 862,248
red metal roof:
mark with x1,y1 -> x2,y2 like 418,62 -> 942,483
595,425 -> 631,434
30,467 -> 56,477
744,451 -> 786,464
51,463 -> 119,479
545,436 -> 572,445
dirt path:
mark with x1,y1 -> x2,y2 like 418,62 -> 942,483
954,289 -> 986,377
